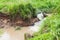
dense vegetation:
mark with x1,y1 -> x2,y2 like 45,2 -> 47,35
0,0 -> 36,20
27,0 -> 60,40
28,13 -> 60,40
0,0 -> 60,20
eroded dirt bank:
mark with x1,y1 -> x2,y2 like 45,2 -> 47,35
0,13 -> 48,40
0,13 -> 39,27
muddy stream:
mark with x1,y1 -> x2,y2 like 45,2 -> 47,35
0,13 -> 46,40
0,21 -> 41,40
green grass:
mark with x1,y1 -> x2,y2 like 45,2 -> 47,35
28,13 -> 60,40
0,0 -> 60,20
29,0 -> 60,13
0,0 -> 36,20
29,32 -> 55,40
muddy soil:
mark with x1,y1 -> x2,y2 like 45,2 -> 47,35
0,14 -> 39,40
0,13 -> 39,27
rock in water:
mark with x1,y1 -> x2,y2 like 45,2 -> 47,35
37,12 -> 44,20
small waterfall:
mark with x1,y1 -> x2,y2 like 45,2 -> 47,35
29,12 -> 46,33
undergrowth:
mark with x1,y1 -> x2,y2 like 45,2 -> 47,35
28,13 -> 60,40
0,0 -> 60,20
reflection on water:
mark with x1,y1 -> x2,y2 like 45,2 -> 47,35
0,32 -> 10,40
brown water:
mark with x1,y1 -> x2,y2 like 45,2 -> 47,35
0,18 -> 39,40
0,26 -> 35,40
0,13 -> 47,40
0,18 -> 42,40
0,19 -> 33,40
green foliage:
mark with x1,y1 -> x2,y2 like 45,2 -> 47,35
0,0 -> 60,40
29,32 -> 55,40
19,4 -> 36,20
29,0 -> 60,13
28,13 -> 60,40
0,0 -> 36,20
0,0 -> 60,20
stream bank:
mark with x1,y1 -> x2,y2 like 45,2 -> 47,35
0,13 -> 48,40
